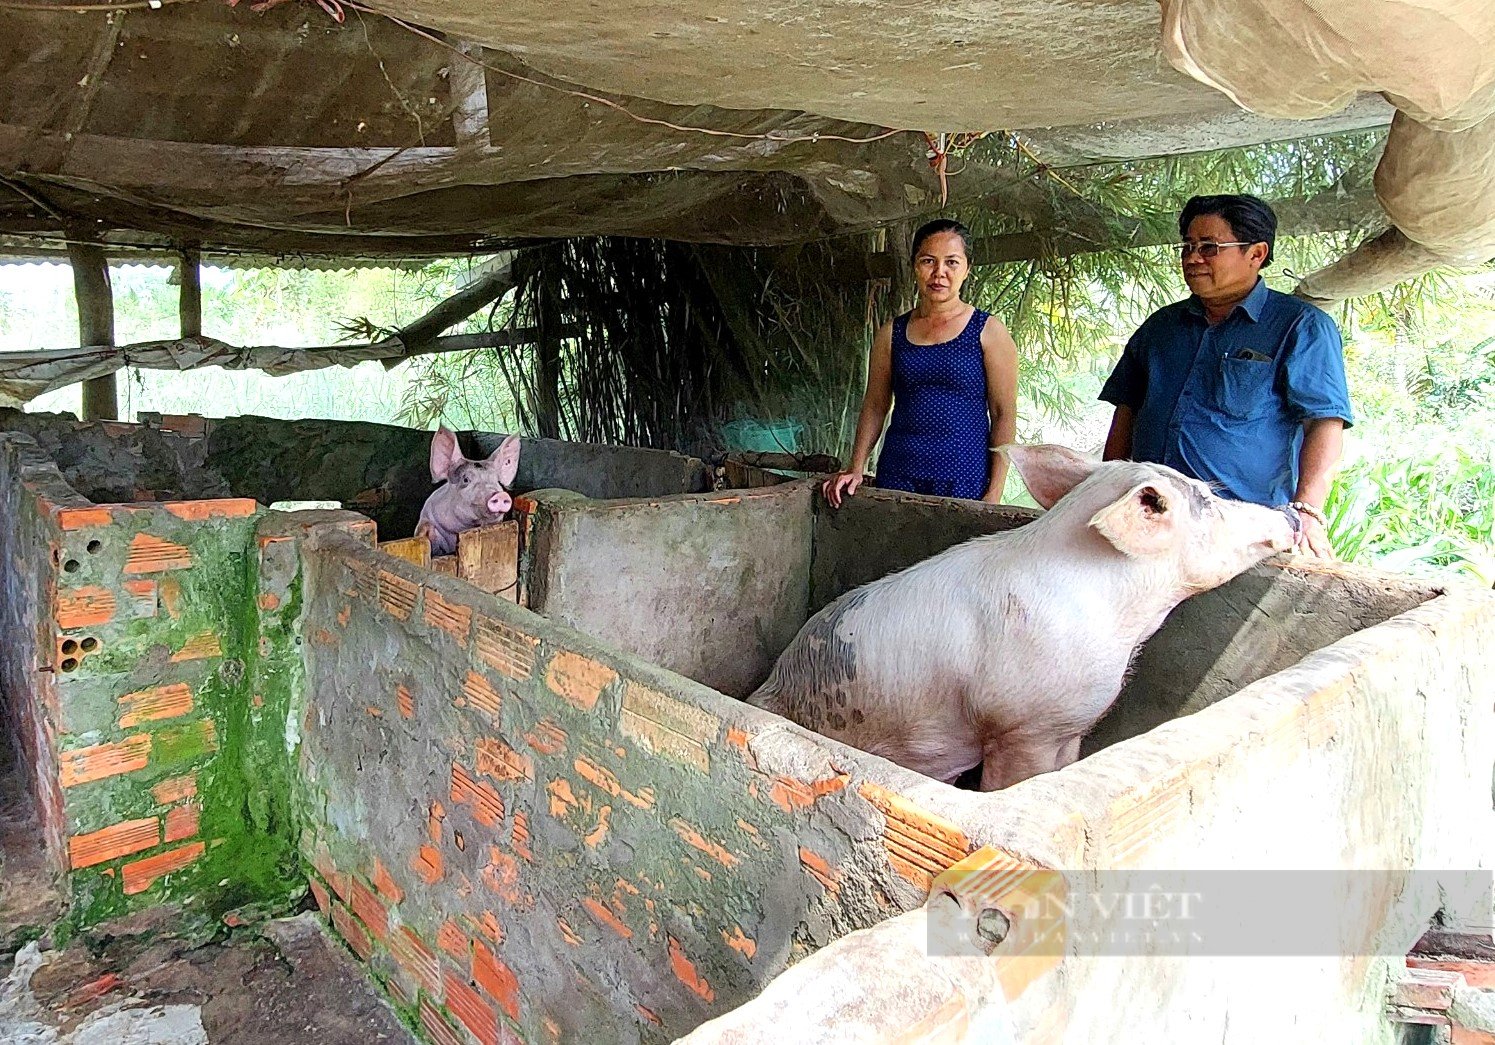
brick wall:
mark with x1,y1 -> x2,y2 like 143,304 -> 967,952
296,533 -> 970,1044
0,432 -> 307,933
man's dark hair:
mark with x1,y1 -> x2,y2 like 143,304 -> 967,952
910,218 -> 973,265
1179,194 -> 1277,267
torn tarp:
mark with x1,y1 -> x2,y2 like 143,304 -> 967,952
0,331 -> 529,408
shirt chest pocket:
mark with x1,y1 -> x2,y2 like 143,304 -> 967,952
1215,356 -> 1275,419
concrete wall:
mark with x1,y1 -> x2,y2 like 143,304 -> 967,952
294,535 -> 974,1045
0,431 -> 325,935
0,410 -> 717,542
522,483 -> 815,698
807,486 -> 1038,615
205,415 -> 716,540
681,572 -> 1495,1044
1084,559 -> 1444,755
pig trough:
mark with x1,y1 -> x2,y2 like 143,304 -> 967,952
3,410 -> 1493,1044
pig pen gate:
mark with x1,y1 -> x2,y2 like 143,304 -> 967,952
2,407 -> 1494,1044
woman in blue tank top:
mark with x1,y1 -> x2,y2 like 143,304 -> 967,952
823,219 -> 1019,506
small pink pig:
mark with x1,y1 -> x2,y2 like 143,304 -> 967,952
414,426 -> 521,556
747,444 -> 1297,791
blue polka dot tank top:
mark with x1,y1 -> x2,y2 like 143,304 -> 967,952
876,308 -> 991,500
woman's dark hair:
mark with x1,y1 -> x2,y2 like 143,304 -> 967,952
1179,194 -> 1277,267
909,218 -> 973,265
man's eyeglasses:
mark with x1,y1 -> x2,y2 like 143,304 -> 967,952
1179,240 -> 1253,259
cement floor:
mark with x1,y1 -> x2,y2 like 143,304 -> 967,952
0,735 -> 416,1045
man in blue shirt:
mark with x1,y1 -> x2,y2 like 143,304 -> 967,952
1098,193 -> 1353,558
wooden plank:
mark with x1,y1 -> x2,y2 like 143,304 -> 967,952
457,520 -> 519,601
379,536 -> 431,569
67,235 -> 117,421
431,555 -> 459,577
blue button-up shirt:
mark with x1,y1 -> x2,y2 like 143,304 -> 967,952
1099,278 -> 1354,506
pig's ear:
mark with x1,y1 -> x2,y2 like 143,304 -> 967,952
1003,444 -> 1099,509
1089,481 -> 1180,558
489,435 -> 521,487
430,426 -> 466,482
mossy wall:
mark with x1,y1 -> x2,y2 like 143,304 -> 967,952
0,431 -> 320,937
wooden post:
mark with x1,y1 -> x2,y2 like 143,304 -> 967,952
67,234 -> 117,421
179,242 -> 202,339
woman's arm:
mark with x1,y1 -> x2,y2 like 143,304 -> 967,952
823,321 -> 895,507
980,315 -> 1019,503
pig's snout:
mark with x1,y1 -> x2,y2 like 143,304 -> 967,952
487,490 -> 513,516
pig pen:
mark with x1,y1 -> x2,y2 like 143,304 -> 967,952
511,480 -> 1495,1042
3,409 -> 1494,1045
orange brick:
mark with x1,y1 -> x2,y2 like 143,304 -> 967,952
472,941 -> 521,1021
768,772 -> 849,813
444,971 -> 499,1045
308,875 -> 332,914
438,919 -> 470,960
1408,958 -> 1495,989
424,590 -> 472,645
397,685 -> 414,719
573,757 -> 653,809
473,615 -> 538,680
163,803 -> 200,843
258,593 -> 281,611
475,911 -> 504,943
582,897 -> 633,941
721,924 -> 757,959
452,764 -> 505,826
124,533 -> 193,574
68,818 -> 160,868
118,683 -> 194,729
331,903 -> 373,960
480,846 -> 520,903
122,841 -> 204,894
546,778 -> 582,822
858,781 -> 971,889
57,507 -> 114,530
522,720 -> 566,757
799,847 -> 841,896
584,806 -> 612,848
350,878 -> 389,942
163,498 -> 256,520
511,812 -> 532,862
391,926 -> 443,999
377,571 -> 418,621
372,858 -> 404,904
556,916 -> 582,946
56,586 -> 117,629
170,632 -> 222,662
60,735 -> 152,787
476,737 -> 533,782
419,997 -> 466,1045
460,671 -> 503,723
412,844 -> 444,885
1453,1030 -> 1495,1045
151,772 -> 197,803
667,935 -> 715,1003
669,818 -> 739,867
544,651 -> 616,712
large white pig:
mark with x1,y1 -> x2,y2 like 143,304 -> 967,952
747,444 -> 1299,791
414,426 -> 521,556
